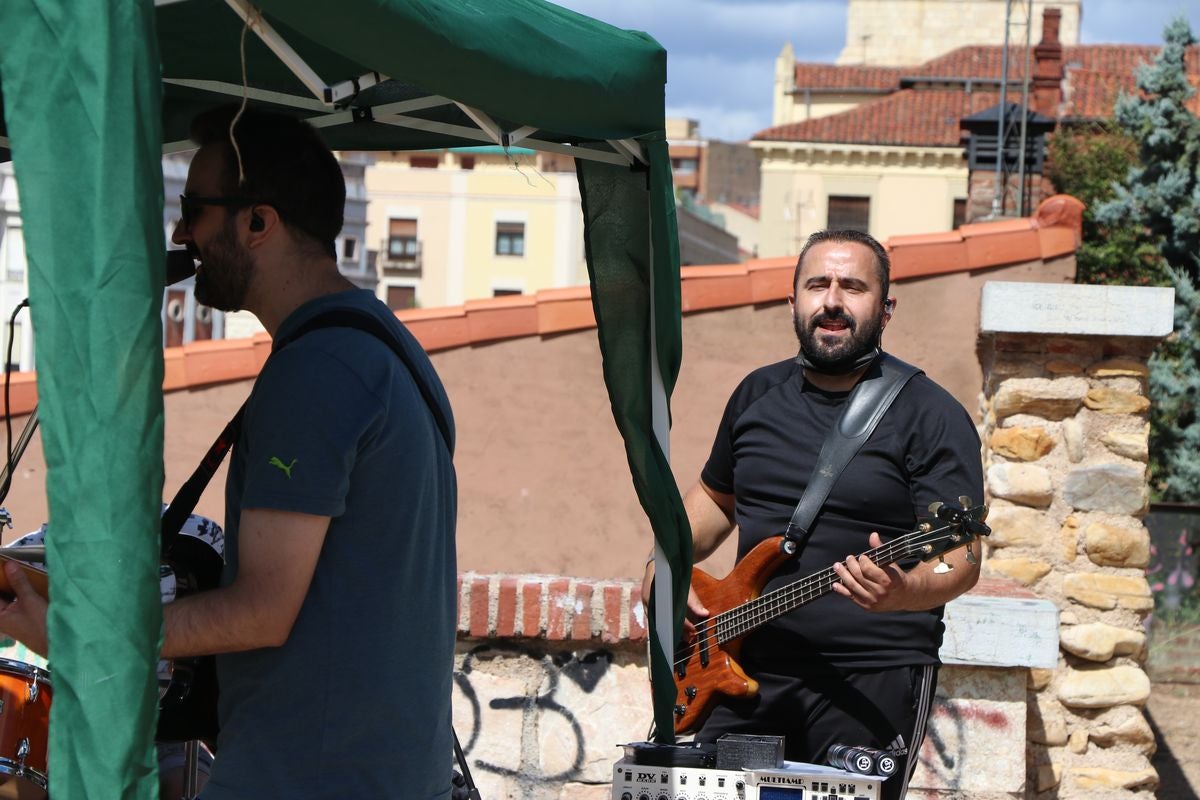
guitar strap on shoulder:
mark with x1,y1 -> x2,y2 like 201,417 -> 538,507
161,306 -> 452,557
782,352 -> 922,547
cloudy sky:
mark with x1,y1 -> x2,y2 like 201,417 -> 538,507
552,0 -> 1200,141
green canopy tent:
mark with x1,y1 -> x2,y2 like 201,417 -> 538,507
0,0 -> 692,795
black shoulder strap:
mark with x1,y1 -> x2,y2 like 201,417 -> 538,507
783,353 -> 922,545
161,307 -> 451,557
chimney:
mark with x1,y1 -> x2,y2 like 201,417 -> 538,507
1032,8 -> 1064,118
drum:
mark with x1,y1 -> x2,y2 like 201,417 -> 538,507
0,658 -> 50,799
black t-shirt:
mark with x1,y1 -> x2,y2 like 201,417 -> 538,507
701,356 -> 984,671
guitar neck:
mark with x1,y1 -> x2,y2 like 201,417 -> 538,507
712,529 -> 925,645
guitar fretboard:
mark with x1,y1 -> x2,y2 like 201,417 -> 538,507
711,526 -> 950,644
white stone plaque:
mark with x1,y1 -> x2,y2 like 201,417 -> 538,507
980,282 -> 1174,337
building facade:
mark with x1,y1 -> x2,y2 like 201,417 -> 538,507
364,147 -> 587,310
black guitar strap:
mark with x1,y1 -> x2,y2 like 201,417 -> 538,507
161,307 -> 453,557
783,352 -> 922,548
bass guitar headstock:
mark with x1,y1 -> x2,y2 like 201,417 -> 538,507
911,497 -> 990,572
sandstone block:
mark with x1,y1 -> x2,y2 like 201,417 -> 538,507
1058,665 -> 1151,708
1029,694 -> 1068,746
1087,358 -> 1149,378
1060,622 -> 1146,662
1090,706 -> 1156,753
1063,464 -> 1148,514
1062,417 -> 1085,462
986,505 -> 1054,549
1062,573 -> 1153,611
993,377 -> 1087,420
986,557 -> 1051,586
1029,668 -> 1054,690
1036,763 -> 1062,792
1100,430 -> 1149,461
1085,522 -> 1150,568
1068,728 -> 1089,754
1060,516 -> 1079,562
987,463 -> 1054,508
1070,767 -> 1158,791
1046,360 -> 1082,375
990,426 -> 1055,461
1084,387 -> 1150,414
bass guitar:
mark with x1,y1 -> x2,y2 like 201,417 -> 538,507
670,499 -> 990,735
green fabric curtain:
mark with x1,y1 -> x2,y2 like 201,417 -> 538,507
0,1 -> 166,798
0,0 -> 686,787
578,136 -> 689,742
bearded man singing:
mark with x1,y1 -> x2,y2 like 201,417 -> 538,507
642,228 -> 983,800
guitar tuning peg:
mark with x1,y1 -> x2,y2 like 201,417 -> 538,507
979,504 -> 990,522
927,501 -> 943,516
966,544 -> 979,566
933,556 -> 953,574
958,495 -> 972,509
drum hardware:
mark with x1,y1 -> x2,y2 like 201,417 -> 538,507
181,739 -> 201,800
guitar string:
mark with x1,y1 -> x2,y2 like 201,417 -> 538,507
672,520 -> 975,670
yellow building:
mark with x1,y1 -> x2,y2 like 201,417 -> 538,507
364,147 -> 586,309
753,5 -> 1085,255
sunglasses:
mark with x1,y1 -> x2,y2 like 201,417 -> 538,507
179,194 -> 251,228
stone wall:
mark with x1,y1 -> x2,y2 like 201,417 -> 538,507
976,282 -> 1175,798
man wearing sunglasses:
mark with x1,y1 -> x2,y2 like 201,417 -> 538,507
0,105 -> 459,800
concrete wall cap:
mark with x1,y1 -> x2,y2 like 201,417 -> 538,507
980,281 -> 1175,337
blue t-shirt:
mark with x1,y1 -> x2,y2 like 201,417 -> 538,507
202,290 -> 457,800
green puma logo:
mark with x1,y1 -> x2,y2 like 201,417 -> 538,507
268,456 -> 298,479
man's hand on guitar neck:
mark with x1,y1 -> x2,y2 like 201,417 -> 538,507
639,480 -> 735,641
0,562 -> 48,657
832,530 -> 980,612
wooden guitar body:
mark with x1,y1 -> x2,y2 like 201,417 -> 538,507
672,535 -> 794,735
668,501 -> 991,735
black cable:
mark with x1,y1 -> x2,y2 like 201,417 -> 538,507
1,299 -> 29,503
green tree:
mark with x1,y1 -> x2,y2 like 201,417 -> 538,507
1096,17 -> 1200,501
1046,124 -> 1168,286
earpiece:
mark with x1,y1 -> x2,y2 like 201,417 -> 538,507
883,299 -> 895,312
249,212 -> 265,232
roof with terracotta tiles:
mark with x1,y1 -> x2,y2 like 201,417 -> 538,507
771,42 -> 1200,146
758,87 -> 1020,147
0,195 -> 1084,417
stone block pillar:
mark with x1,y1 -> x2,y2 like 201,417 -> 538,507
977,282 -> 1174,798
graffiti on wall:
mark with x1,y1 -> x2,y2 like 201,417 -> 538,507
454,643 -> 615,784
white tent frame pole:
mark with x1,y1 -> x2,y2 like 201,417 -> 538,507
608,138 -> 648,166
162,79 -> 330,111
455,104 -> 504,146
507,126 -> 538,146
648,196 -> 676,740
225,0 -> 329,104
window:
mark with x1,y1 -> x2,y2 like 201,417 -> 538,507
827,196 -> 870,232
409,155 -> 439,169
386,286 -> 416,310
493,288 -> 522,297
341,236 -> 359,262
459,155 -> 475,170
953,198 -> 968,229
495,222 -> 525,256
387,219 -> 418,260
671,158 -> 698,175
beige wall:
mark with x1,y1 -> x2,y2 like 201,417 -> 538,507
0,253 -> 1074,585
755,142 -> 968,256
365,152 -> 586,308
838,0 -> 1081,66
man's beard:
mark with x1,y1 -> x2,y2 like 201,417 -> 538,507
793,308 -> 885,374
192,219 -> 255,312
